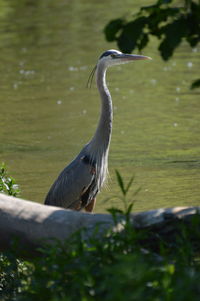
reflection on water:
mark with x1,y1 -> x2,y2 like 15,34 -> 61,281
0,0 -> 200,212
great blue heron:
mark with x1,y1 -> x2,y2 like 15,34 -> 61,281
44,49 -> 151,212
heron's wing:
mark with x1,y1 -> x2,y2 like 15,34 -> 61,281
44,154 -> 97,209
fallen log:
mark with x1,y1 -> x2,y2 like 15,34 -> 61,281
0,193 -> 199,257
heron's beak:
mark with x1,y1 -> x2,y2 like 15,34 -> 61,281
118,54 -> 152,61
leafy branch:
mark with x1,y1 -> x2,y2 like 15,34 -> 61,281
104,0 -> 200,89
106,170 -> 141,220
0,163 -> 20,197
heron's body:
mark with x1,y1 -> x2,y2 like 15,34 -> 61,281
44,50 -> 151,211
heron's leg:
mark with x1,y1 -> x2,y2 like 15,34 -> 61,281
85,198 -> 96,213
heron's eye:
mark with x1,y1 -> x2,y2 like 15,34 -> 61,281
111,54 -> 116,59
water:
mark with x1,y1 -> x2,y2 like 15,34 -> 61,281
0,0 -> 200,212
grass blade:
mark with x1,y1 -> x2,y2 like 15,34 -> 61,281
125,175 -> 135,194
115,170 -> 126,196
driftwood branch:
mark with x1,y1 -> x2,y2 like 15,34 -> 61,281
0,193 -> 199,257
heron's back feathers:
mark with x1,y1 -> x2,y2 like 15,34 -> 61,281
44,152 -> 101,210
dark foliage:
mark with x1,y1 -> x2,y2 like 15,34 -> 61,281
104,0 -> 200,89
1,167 -> 200,300
1,212 -> 200,301
0,163 -> 20,197
191,78 -> 200,89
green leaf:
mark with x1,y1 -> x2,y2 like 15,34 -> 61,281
190,79 -> 200,90
0,162 -> 20,196
133,186 -> 142,197
138,33 -> 149,51
107,207 -> 123,224
117,31 -> 136,53
107,208 -> 123,215
125,175 -> 135,195
148,7 -> 179,37
157,0 -> 173,6
115,170 -> 126,196
104,18 -> 123,42
117,17 -> 147,53
159,18 -> 188,60
126,203 -> 134,215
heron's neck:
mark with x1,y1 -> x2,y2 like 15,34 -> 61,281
89,64 -> 113,154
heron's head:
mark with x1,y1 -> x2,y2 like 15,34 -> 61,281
98,49 -> 151,68
87,49 -> 151,88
